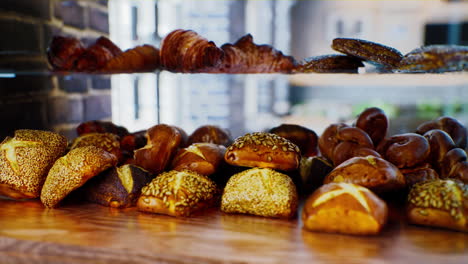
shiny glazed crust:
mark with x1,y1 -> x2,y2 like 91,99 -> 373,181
70,132 -> 122,163
269,124 -> 319,157
187,125 -> 232,147
171,143 -> 226,176
302,182 -> 388,235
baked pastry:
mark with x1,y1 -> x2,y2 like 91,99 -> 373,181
423,129 -> 456,173
83,164 -> 153,208
70,132 -> 122,163
77,120 -> 129,138
440,148 -> 468,183
187,125 -> 232,147
324,155 -> 406,193
134,124 -> 183,174
299,156 -> 334,194
377,133 -> 430,168
269,124 -> 319,157
160,29 -> 224,73
397,45 -> 468,73
0,130 -> 67,199
75,40 -> 115,72
224,132 -> 301,171
40,146 -> 118,208
47,36 -> 86,71
400,164 -> 439,187
302,182 -> 388,235
332,38 -> 403,68
137,170 -> 218,217
354,107 -> 388,147
211,34 -> 296,73
407,179 -> 467,232
221,168 -> 298,218
120,130 -> 147,153
103,44 -> 160,73
295,54 -> 364,73
171,143 -> 226,176
416,116 -> 467,149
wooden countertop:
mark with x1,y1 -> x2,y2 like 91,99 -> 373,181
0,198 -> 467,264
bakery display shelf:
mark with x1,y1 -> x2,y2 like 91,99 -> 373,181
0,198 -> 467,264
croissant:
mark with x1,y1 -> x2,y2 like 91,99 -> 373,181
103,45 -> 160,73
212,34 -> 296,73
47,36 -> 86,71
160,29 -> 224,73
75,38 -> 117,72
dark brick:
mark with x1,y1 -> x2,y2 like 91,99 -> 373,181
0,18 -> 41,54
48,96 -> 84,125
88,7 -> 109,33
90,75 -> 111,90
43,23 -> 63,53
55,1 -> 86,29
0,100 -> 48,140
57,74 -> 89,93
84,94 -> 112,121
97,0 -> 109,7
0,75 -> 53,96
0,55 -> 49,71
0,0 -> 51,19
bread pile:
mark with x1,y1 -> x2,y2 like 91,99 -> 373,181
47,29 -> 468,74
1,109 -> 467,234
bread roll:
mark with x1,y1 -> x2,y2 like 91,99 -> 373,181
0,130 -> 67,199
416,116 -> 467,149
377,133 -> 430,168
70,132 -> 122,163
302,182 -> 388,235
137,170 -> 218,217
324,156 -> 406,193
40,146 -> 118,208
187,125 -> 232,147
354,107 -> 388,147
171,143 -> 226,176
269,124 -> 318,157
407,179 -> 467,232
224,132 -> 301,171
221,168 -> 298,218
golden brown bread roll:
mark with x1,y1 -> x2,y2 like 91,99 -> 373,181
302,182 -> 388,235
40,146 -> 118,208
407,179 -> 467,232
137,170 -> 218,217
134,124 -> 183,174
324,156 -> 406,193
269,124 -> 319,157
170,143 -> 226,176
224,132 -> 301,171
221,168 -> 298,218
70,132 -> 122,163
0,130 -> 67,199
187,125 -> 232,147
83,164 -> 153,208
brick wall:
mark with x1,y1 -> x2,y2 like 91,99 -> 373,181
0,0 -> 111,140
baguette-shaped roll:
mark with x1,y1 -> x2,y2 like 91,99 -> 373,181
40,146 -> 118,208
221,168 -> 298,218
324,156 -> 406,193
171,143 -> 226,176
225,132 -> 301,171
302,182 -> 388,235
0,130 -> 67,199
407,179 -> 467,232
137,170 -> 218,217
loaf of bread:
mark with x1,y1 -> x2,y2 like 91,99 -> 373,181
224,132 -> 301,171
221,167 -> 298,218
171,143 -> 226,176
83,164 -> 153,208
137,170 -> 218,217
40,146 -> 118,208
302,182 -> 388,235
407,179 -> 467,232
324,155 -> 406,193
0,130 -> 67,199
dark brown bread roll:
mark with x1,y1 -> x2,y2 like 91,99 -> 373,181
324,156 -> 406,193
400,164 -> 439,187
187,125 -> 232,147
294,54 -> 364,73
423,129 -> 456,173
354,107 -> 389,147
302,182 -> 388,235
407,179 -> 467,232
440,148 -> 468,183
221,168 -> 298,218
47,36 -> 86,71
377,133 -> 430,169
416,116 -> 467,149
40,146 -> 118,208
137,170 -> 218,217
269,124 -> 319,157
83,164 -> 153,208
171,143 -> 226,176
0,130 -> 67,199
76,120 -> 129,138
134,124 -> 183,174
224,132 -> 301,171
332,38 -> 403,68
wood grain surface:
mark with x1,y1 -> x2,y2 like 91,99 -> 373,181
0,198 -> 467,264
